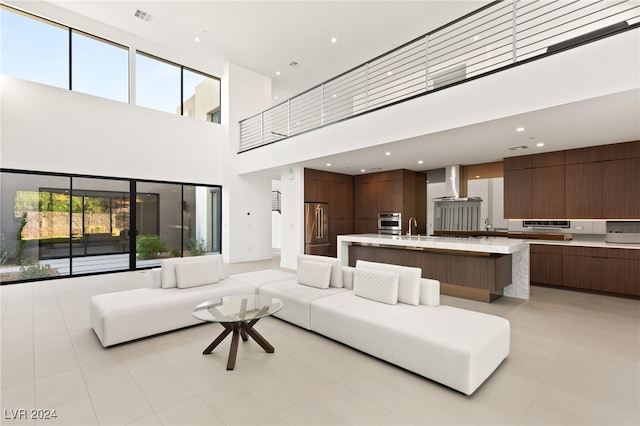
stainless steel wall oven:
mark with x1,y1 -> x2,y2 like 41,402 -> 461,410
378,212 -> 402,235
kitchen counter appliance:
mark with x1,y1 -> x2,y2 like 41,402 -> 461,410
378,212 -> 402,235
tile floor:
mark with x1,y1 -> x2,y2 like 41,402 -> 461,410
1,255 -> 639,425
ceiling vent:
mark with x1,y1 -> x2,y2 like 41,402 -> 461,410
134,9 -> 153,22
289,61 -> 300,68
508,145 -> 529,151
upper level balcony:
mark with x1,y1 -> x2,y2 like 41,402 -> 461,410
238,0 -> 640,174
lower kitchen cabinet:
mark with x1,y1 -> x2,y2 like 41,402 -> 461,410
562,246 -> 604,292
602,249 -> 640,296
530,244 -> 640,297
530,244 -> 563,286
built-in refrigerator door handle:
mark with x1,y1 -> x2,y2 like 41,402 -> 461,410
316,208 -> 323,239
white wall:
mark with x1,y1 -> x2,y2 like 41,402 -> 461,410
0,76 -> 225,183
279,167 -> 304,270
220,63 -> 274,263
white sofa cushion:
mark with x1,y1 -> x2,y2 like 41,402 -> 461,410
297,260 -> 332,289
161,255 -> 225,289
354,268 -> 399,305
175,260 -> 220,289
258,279 -> 346,330
355,260 -> 421,305
297,254 -> 343,288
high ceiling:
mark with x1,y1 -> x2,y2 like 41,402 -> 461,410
44,1 -> 640,176
49,0 -> 491,101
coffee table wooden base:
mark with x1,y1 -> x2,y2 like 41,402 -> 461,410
202,318 -> 274,370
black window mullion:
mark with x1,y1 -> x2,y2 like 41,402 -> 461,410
68,28 -> 72,90
68,177 -> 73,276
129,180 -> 137,270
180,66 -> 184,116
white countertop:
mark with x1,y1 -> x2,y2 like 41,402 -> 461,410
338,234 -> 528,254
524,239 -> 640,250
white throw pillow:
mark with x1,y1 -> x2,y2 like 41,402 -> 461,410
353,268 -> 399,305
297,260 -> 332,289
355,260 -> 421,305
161,255 -> 226,289
175,260 -> 220,289
297,254 -> 343,288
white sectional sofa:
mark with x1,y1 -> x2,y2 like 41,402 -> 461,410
89,254 -> 509,395
89,255 -> 295,347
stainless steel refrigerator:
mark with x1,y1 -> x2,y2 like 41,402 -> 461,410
304,202 -> 329,255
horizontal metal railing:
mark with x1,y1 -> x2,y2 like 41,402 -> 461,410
239,0 -> 640,153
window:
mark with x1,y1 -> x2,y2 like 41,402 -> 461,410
135,52 -> 181,114
1,170 -> 222,284
183,68 -> 221,123
0,5 -> 68,88
71,30 -> 129,102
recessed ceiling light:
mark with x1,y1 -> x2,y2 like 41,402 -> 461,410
361,169 -> 366,173
331,37 -> 337,44
476,175 -> 480,178
516,127 -> 525,132
274,96 -> 278,100
473,35 -> 480,41
276,71 -> 281,76
385,152 -> 391,156
536,142 -> 545,147
387,71 -> 393,76
418,160 -> 423,164
194,36 -> 200,43
326,163 -> 332,167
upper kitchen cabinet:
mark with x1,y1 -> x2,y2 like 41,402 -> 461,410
504,141 -> 640,219
565,146 -> 604,218
602,141 -> 640,218
504,152 -> 564,219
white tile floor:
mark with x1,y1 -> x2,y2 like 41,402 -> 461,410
1,255 -> 639,425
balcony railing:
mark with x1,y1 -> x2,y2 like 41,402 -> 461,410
239,0 -> 639,153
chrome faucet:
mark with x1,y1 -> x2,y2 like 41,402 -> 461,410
408,217 -> 417,236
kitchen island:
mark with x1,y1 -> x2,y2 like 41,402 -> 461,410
337,234 -> 530,302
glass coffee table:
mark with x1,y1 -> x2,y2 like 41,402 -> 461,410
192,294 -> 283,370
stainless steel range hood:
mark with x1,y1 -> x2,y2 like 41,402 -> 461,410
433,165 -> 482,202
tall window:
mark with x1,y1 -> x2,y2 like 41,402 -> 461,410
0,6 -> 68,88
135,52 -> 181,114
0,170 -> 223,284
71,31 -> 129,102
183,68 -> 221,123
136,52 -> 221,121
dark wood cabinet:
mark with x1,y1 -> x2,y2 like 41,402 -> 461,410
353,170 -> 426,234
565,162 -> 603,218
354,181 -> 378,219
531,244 -> 639,298
504,168 -> 533,218
562,246 -> 604,292
603,158 -> 640,218
530,244 -> 563,286
504,140 -> 639,219
602,249 -> 640,296
532,165 -> 565,218
304,169 -> 355,256
377,179 -> 403,213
